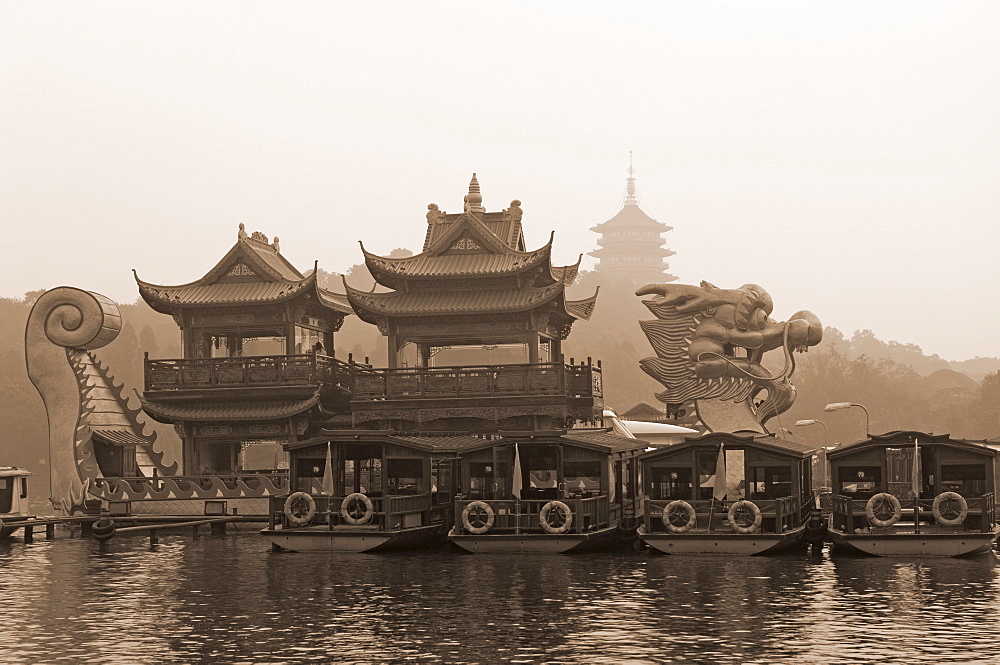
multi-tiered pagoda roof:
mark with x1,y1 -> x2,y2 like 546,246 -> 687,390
134,226 -> 352,317
589,160 -> 677,286
345,175 -> 597,359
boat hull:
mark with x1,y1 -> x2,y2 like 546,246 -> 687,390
261,524 -> 445,553
448,525 -> 620,554
638,525 -> 806,555
829,526 -> 1000,557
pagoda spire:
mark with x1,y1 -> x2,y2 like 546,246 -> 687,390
625,151 -> 638,205
465,173 -> 485,213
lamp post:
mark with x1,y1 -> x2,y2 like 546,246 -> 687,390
796,419 -> 829,490
824,401 -> 870,438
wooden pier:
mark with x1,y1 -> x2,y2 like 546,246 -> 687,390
1,514 -> 268,545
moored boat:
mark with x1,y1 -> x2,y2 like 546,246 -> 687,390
0,467 -> 34,538
637,432 -> 816,555
827,431 -> 999,557
261,431 -> 470,552
448,430 -> 645,553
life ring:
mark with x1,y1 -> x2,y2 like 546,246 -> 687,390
932,492 -> 968,526
865,492 -> 901,528
539,500 -> 573,535
91,516 -> 117,541
284,492 -> 316,527
341,493 -> 375,525
662,500 -> 697,533
461,501 -> 495,535
728,500 -> 762,534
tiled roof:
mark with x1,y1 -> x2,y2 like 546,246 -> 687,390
363,242 -> 552,279
140,392 -> 321,422
137,277 -> 314,306
389,434 -> 495,453
561,430 -> 648,452
591,202 -> 670,232
565,291 -> 598,320
92,428 -> 150,447
424,210 -> 525,252
345,282 -> 567,316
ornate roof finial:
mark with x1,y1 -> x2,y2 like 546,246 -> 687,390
466,173 -> 485,212
238,222 -> 248,240
271,236 -> 280,252
625,151 -> 638,205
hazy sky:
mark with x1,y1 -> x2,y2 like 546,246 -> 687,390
2,2 -> 998,361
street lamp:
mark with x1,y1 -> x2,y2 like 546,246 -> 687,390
824,402 -> 870,437
795,419 -> 828,446
796,419 -> 830,491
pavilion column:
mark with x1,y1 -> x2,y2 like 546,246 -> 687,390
527,331 -> 540,364
551,338 -> 562,364
387,334 -> 398,368
418,344 -> 431,368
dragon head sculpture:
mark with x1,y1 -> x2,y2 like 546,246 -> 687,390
636,281 -> 822,433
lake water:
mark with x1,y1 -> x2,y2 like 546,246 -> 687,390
2,526 -> 999,664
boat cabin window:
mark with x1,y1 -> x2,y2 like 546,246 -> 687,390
387,458 -> 424,496
651,467 -> 693,500
941,464 -> 986,497
522,446 -> 558,500
750,466 -> 792,500
344,457 -> 382,496
21,477 -> 28,499
468,462 -> 494,499
837,466 -> 881,498
564,461 -> 601,498
295,457 -> 326,493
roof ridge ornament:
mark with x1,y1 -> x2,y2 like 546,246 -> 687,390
238,222 -> 248,240
465,173 -> 485,213
427,203 -> 446,224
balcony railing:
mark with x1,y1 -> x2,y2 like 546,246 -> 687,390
351,362 -> 603,401
145,354 -> 359,391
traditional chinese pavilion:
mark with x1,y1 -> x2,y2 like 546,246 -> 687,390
589,160 -> 677,286
135,227 -> 354,475
343,174 -> 604,431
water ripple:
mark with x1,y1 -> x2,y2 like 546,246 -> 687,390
1,534 -> 998,664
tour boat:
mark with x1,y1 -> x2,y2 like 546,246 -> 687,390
636,431 -> 817,555
827,431 -> 999,557
261,431 -> 470,553
0,467 -> 34,539
447,430 -> 646,553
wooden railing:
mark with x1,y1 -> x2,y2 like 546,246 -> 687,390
269,492 -> 436,529
351,361 -> 603,401
831,492 -> 996,532
452,496 -> 613,535
145,353 -> 358,391
642,496 -> 802,534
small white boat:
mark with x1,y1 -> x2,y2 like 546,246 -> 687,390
0,467 -> 34,538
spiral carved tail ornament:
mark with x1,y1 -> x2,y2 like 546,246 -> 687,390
25,288 -> 122,514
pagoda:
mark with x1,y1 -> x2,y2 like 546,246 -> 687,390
135,226 -> 354,476
589,159 -> 677,286
343,174 -> 604,430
